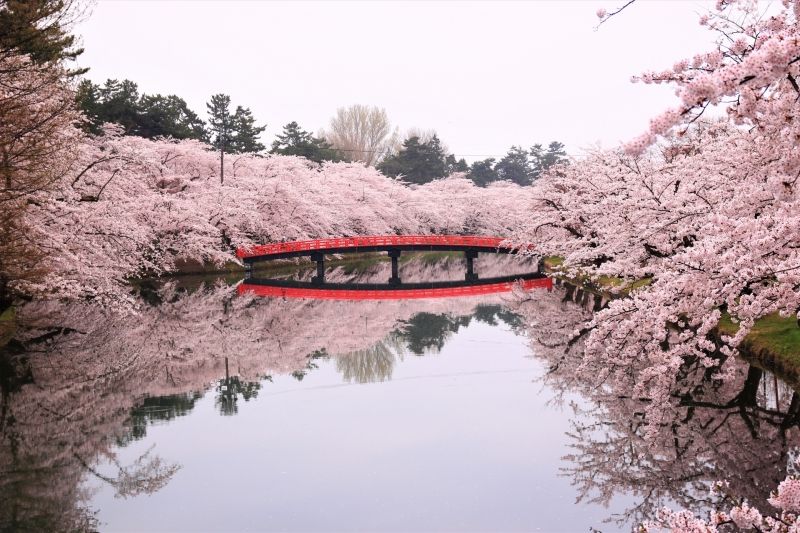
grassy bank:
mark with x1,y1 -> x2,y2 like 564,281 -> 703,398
718,313 -> 800,387
544,256 -> 800,383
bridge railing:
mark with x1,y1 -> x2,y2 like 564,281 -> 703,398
236,235 -> 514,260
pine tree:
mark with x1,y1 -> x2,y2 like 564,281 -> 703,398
467,159 -> 498,187
0,0 -> 87,76
75,79 -> 103,134
377,135 -> 447,184
97,79 -> 141,134
495,146 -> 533,185
76,79 -> 206,141
530,141 -> 568,181
271,122 -> 342,163
229,106 -> 266,154
137,94 -> 206,140
445,154 -> 469,175
206,93 -> 232,183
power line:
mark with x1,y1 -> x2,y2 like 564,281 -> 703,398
325,147 -> 582,158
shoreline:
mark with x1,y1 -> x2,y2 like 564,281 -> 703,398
547,268 -> 800,392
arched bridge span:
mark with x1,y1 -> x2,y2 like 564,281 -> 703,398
236,235 -> 520,261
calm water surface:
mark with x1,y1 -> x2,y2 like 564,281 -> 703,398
1,254 -> 796,532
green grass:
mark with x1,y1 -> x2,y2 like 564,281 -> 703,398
718,312 -> 800,368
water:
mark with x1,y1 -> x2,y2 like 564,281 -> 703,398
1,254 -> 797,532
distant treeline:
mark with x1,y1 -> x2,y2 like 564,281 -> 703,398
76,78 -> 567,186
378,136 -> 567,186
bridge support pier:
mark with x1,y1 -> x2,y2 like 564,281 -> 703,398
311,252 -> 325,284
244,261 -> 252,280
465,250 -> 479,281
388,249 -> 401,285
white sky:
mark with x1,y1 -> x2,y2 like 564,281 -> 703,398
75,0 -> 717,160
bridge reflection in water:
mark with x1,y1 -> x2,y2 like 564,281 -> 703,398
239,275 -> 552,300
236,235 -> 550,300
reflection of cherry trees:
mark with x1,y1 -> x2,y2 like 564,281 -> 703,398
7,257 -> 795,530
75,446 -> 180,499
562,365 -> 799,529
510,286 -> 800,530
1,255 -> 528,530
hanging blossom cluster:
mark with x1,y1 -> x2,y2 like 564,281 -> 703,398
623,0 -> 800,155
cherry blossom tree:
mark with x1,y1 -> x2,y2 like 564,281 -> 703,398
510,0 -> 800,435
508,0 -> 800,528
0,52 -> 82,311
10,127 -> 532,309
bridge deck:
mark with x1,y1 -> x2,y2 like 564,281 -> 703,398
237,235 -> 519,261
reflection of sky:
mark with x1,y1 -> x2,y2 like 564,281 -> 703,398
87,320 -> 636,532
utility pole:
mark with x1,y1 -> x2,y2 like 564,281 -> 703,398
220,106 -> 225,185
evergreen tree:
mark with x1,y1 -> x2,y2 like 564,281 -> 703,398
97,79 -> 141,134
137,94 -> 206,140
206,96 -> 266,182
229,105 -> 266,154
467,159 -> 498,187
270,121 -> 342,163
0,0 -> 87,75
495,146 -> 533,185
206,93 -> 232,183
206,93 -> 232,151
530,141 -> 568,180
377,135 -> 447,184
75,79 -> 103,134
445,154 -> 469,175
76,79 -> 207,140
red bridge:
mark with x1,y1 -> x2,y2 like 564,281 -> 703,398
236,235 -> 518,261
236,235 -> 543,290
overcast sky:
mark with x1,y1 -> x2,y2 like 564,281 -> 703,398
75,1 -> 717,161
